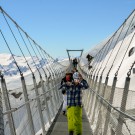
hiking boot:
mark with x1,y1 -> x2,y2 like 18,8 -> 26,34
63,111 -> 66,115
69,131 -> 74,135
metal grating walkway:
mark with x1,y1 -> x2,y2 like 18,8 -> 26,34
47,107 -> 93,135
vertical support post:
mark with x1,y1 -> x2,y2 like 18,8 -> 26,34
116,77 -> 130,135
54,76 -> 61,109
1,76 -> 15,135
103,76 -> 117,135
0,77 -> 6,135
56,78 -> 62,106
32,75 -> 46,135
47,77 -> 55,117
111,128 -> 115,135
0,88 -> 4,135
21,75 -> 35,135
80,49 -> 83,58
66,50 -> 71,61
91,75 -> 102,123
57,69 -> 63,107
85,74 -> 91,112
40,76 -> 51,125
83,74 -> 89,109
88,76 -> 98,116
50,77 -> 57,114
94,76 -> 108,134
88,75 -> 98,116
82,91 -> 87,108
52,79 -> 59,110
84,75 -> 92,112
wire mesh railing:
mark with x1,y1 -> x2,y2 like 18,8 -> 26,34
2,74 -> 66,135
79,9 -> 135,135
79,67 -> 135,135
0,6 -> 70,135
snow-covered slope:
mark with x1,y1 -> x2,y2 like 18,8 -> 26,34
0,53 -> 67,76
0,53 -> 69,135
0,53 -> 48,76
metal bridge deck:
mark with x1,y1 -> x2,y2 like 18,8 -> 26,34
47,108 -> 93,135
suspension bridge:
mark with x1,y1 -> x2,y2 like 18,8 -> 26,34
0,6 -> 135,135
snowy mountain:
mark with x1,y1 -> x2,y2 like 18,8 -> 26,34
0,53 -> 65,77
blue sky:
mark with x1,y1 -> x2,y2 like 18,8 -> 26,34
0,0 -> 135,58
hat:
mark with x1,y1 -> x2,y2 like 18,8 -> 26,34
73,72 -> 79,79
66,75 -> 71,81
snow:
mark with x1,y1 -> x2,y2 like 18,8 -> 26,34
0,53 -> 69,135
0,53 -> 69,88
80,11 -> 135,91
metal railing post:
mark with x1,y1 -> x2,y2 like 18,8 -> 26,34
85,74 -> 91,112
85,76 -> 92,117
57,69 -> 64,106
116,77 -> 130,135
53,78 -> 59,109
103,76 -> 117,135
21,75 -> 35,135
88,74 -> 98,116
0,76 -> 9,135
94,76 -> 109,134
88,75 -> 98,117
40,76 -> 51,125
57,81 -> 62,105
88,75 -> 102,119
1,77 -> 16,135
50,76 -> 57,114
46,77 -> 55,118
32,75 -> 46,135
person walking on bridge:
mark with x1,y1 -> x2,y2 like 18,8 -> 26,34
60,73 -> 89,135
72,58 -> 78,69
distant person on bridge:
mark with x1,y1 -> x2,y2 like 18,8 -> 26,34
61,89 -> 67,115
60,72 -> 73,85
60,72 -> 73,115
72,58 -> 78,69
59,72 -> 89,135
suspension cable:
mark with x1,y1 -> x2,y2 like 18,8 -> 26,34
43,51 -> 55,76
90,50 -> 103,75
0,30 -> 22,76
105,25 -> 125,76
89,11 -> 135,77
2,13 -> 33,75
0,6 -> 64,74
38,47 -> 53,77
47,54 -> 59,76
32,41 -> 47,77
48,53 -> 61,71
36,44 -> 51,76
16,26 -> 36,73
96,37 -> 115,75
26,37 -> 45,77
44,51 -> 59,75
114,13 -> 135,76
91,40 -> 111,71
24,33 -> 43,76
100,34 -> 116,74
115,31 -> 135,76
16,27 -> 41,77
93,38 -> 112,76
0,63 -> 12,76
100,28 -> 127,76
127,59 -> 135,77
